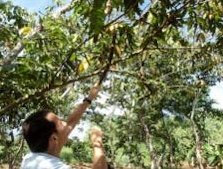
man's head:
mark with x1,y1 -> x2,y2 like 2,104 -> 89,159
22,110 -> 70,156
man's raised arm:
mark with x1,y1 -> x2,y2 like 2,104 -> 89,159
66,84 -> 100,132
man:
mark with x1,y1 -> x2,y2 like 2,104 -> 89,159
20,84 -> 108,169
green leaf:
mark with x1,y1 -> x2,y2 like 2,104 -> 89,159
89,0 -> 106,38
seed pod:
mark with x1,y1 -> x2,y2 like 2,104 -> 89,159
114,44 -> 121,57
104,0 -> 112,15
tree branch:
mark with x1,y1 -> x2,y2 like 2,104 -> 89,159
52,0 -> 79,18
0,70 -> 102,116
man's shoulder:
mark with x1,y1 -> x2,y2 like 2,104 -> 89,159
21,152 -> 72,169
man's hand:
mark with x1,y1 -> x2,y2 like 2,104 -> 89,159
90,126 -> 108,169
90,126 -> 103,147
88,84 -> 101,101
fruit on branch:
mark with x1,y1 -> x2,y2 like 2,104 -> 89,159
19,26 -> 32,36
78,58 -> 89,73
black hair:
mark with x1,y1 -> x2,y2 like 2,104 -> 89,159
22,110 -> 57,152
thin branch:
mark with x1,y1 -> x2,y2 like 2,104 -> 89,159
52,0 -> 78,17
99,33 -> 116,85
110,69 -> 139,79
60,85 -> 73,98
112,48 -> 144,65
2,42 -> 23,65
190,89 -> 201,121
0,70 -> 102,116
147,47 -> 203,50
11,138 -> 24,167
141,0 -> 192,50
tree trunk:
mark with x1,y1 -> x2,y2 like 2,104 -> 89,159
149,139 -> 157,169
192,120 -> 204,169
157,145 -> 166,169
190,90 -> 205,169
142,118 -> 157,169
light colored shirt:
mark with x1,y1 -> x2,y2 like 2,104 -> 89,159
20,152 -> 72,169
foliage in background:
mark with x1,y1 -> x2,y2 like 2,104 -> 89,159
1,0 -> 223,168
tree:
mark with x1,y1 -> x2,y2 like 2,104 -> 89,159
1,0 -> 223,168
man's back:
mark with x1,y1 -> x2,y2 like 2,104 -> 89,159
20,152 -> 71,169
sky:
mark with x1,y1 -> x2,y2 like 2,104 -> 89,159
210,82 -> 223,109
12,0 -> 54,12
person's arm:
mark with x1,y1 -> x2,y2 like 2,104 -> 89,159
90,127 -> 108,169
66,84 -> 100,132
